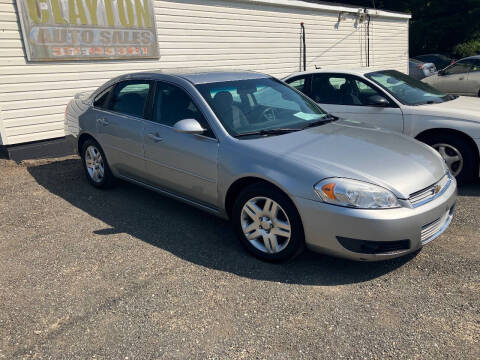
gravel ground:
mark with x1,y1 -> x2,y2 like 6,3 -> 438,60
0,156 -> 479,359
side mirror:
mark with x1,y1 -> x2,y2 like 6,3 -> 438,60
173,119 -> 206,135
367,95 -> 390,107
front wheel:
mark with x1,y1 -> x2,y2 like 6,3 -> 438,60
424,135 -> 478,184
232,183 -> 305,262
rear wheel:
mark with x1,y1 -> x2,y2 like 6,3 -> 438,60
81,138 -> 114,188
424,134 -> 477,184
232,183 -> 305,262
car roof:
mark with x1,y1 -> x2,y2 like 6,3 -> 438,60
284,67 -> 385,79
462,55 -> 480,60
114,69 -> 270,84
415,54 -> 451,59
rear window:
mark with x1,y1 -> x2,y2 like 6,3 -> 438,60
93,86 -> 113,109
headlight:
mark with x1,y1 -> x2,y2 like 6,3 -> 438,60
314,178 -> 401,209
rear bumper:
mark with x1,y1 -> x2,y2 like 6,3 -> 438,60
65,134 -> 79,154
294,178 -> 457,261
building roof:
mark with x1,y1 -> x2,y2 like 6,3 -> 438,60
238,0 -> 411,19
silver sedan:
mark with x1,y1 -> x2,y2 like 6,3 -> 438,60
423,55 -> 480,97
65,71 -> 456,261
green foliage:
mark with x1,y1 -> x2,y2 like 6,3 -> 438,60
453,38 -> 480,57
310,0 -> 480,56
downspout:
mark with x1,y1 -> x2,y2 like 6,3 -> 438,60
367,13 -> 371,67
364,8 -> 371,67
300,22 -> 306,71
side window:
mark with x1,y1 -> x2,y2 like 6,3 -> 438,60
310,75 -> 345,105
93,86 -> 113,109
353,79 -> 387,105
470,59 -> 480,72
332,77 -> 363,106
286,76 -> 307,93
443,62 -> 471,76
153,82 -> 215,138
109,80 -> 151,118
311,75 -> 388,106
328,77 -> 346,89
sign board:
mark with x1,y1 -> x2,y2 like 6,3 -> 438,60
16,0 -> 159,61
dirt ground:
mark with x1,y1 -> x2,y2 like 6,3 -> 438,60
0,156 -> 479,359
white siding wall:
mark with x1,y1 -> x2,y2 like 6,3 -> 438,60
0,0 -> 409,145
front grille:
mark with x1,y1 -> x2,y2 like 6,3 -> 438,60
421,206 -> 455,245
409,175 -> 450,208
421,217 -> 443,242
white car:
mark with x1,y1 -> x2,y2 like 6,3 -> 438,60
284,69 -> 480,183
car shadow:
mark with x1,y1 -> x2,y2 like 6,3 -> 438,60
27,158 -> 417,286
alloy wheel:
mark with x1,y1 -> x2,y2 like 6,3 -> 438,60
240,196 -> 291,254
85,145 -> 105,183
433,143 -> 463,177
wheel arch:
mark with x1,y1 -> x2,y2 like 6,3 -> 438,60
78,132 -> 100,156
224,176 -> 297,220
415,127 -> 480,165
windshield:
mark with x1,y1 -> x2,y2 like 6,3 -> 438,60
366,70 -> 456,106
196,78 -> 330,137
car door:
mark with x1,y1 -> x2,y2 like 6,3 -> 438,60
434,61 -> 472,95
309,73 -> 404,133
96,79 -> 152,180
143,81 -> 219,206
464,59 -> 480,96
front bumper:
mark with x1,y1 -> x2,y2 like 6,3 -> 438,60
294,178 -> 457,261
475,138 -> 480,177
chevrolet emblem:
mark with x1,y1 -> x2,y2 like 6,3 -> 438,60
434,184 -> 441,194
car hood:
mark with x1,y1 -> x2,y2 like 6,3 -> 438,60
245,121 -> 445,199
404,96 -> 480,123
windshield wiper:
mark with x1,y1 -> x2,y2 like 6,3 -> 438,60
235,128 -> 301,138
419,94 -> 458,106
235,115 -> 338,138
301,114 -> 338,129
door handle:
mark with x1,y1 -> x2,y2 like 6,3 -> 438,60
147,133 -> 163,142
97,118 -> 109,126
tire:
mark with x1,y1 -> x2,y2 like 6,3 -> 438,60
232,183 -> 305,262
423,134 -> 478,184
80,138 -> 114,189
